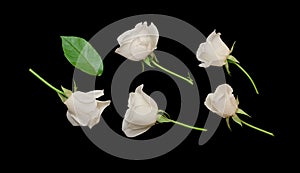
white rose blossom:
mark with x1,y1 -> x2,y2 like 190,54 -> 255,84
196,30 -> 230,68
29,68 -> 111,129
115,22 -> 193,85
197,30 -> 259,94
205,84 -> 274,136
122,84 -> 206,138
122,84 -> 159,137
64,90 -> 111,129
204,83 -> 238,118
115,22 -> 159,61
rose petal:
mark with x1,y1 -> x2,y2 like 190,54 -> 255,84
72,91 -> 95,103
117,22 -> 146,45
197,47 -> 215,67
122,119 -> 153,137
125,84 -> 158,125
129,37 -> 153,61
207,30 -> 230,57
116,22 -> 159,61
65,96 -> 97,115
196,30 -> 229,67
147,22 -> 159,46
204,84 -> 237,118
115,43 -> 136,60
124,107 -> 158,126
122,84 -> 158,133
64,89 -> 110,128
66,111 -> 80,126
86,100 -> 111,129
88,90 -> 104,99
204,93 -> 223,117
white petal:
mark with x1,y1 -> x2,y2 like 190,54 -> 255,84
122,119 -> 153,137
127,93 -> 135,108
122,22 -> 159,44
87,116 -> 100,129
72,91 -> 95,103
134,84 -> 150,108
196,43 -> 210,64
64,94 -> 95,115
122,84 -> 159,137
135,84 -> 144,92
215,84 -> 233,94
69,98 -> 97,115
147,22 -> 159,46
64,94 -> 76,113
88,90 -> 104,99
210,84 -> 237,117
87,100 -> 111,129
66,111 -> 80,126
124,107 -> 158,126
71,112 -> 91,126
117,22 -> 145,45
223,95 -> 237,116
212,94 -> 227,116
207,31 -> 230,57
116,22 -> 159,61
197,41 -> 224,67
115,43 -> 137,61
96,100 -> 111,116
134,85 -> 158,123
210,58 -> 227,67
204,93 -> 224,117
129,38 -> 153,61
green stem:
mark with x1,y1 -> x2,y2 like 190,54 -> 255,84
241,120 -> 274,136
230,61 -> 259,94
29,68 -> 65,96
151,60 -> 193,85
167,118 -> 207,131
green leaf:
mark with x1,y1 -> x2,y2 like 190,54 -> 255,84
143,56 -> 153,67
232,114 -> 242,126
225,61 -> 231,76
73,80 -> 78,92
227,55 -> 239,63
57,93 -> 68,102
58,86 -> 72,102
61,36 -> 103,76
157,110 -> 171,118
236,96 -> 239,106
61,86 -> 72,97
236,108 -> 251,118
157,114 -> 171,123
230,41 -> 236,53
226,117 -> 232,131
152,54 -> 159,63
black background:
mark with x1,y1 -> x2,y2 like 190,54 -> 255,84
7,1 -> 297,171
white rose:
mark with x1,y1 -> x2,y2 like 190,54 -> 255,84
122,84 -> 159,137
115,22 -> 159,61
64,90 -> 111,129
196,30 -> 230,68
204,84 -> 238,118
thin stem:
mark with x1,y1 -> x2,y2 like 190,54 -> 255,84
241,120 -> 274,136
230,61 -> 259,94
151,60 -> 193,85
29,68 -> 65,96
141,61 -> 145,72
167,119 -> 207,131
